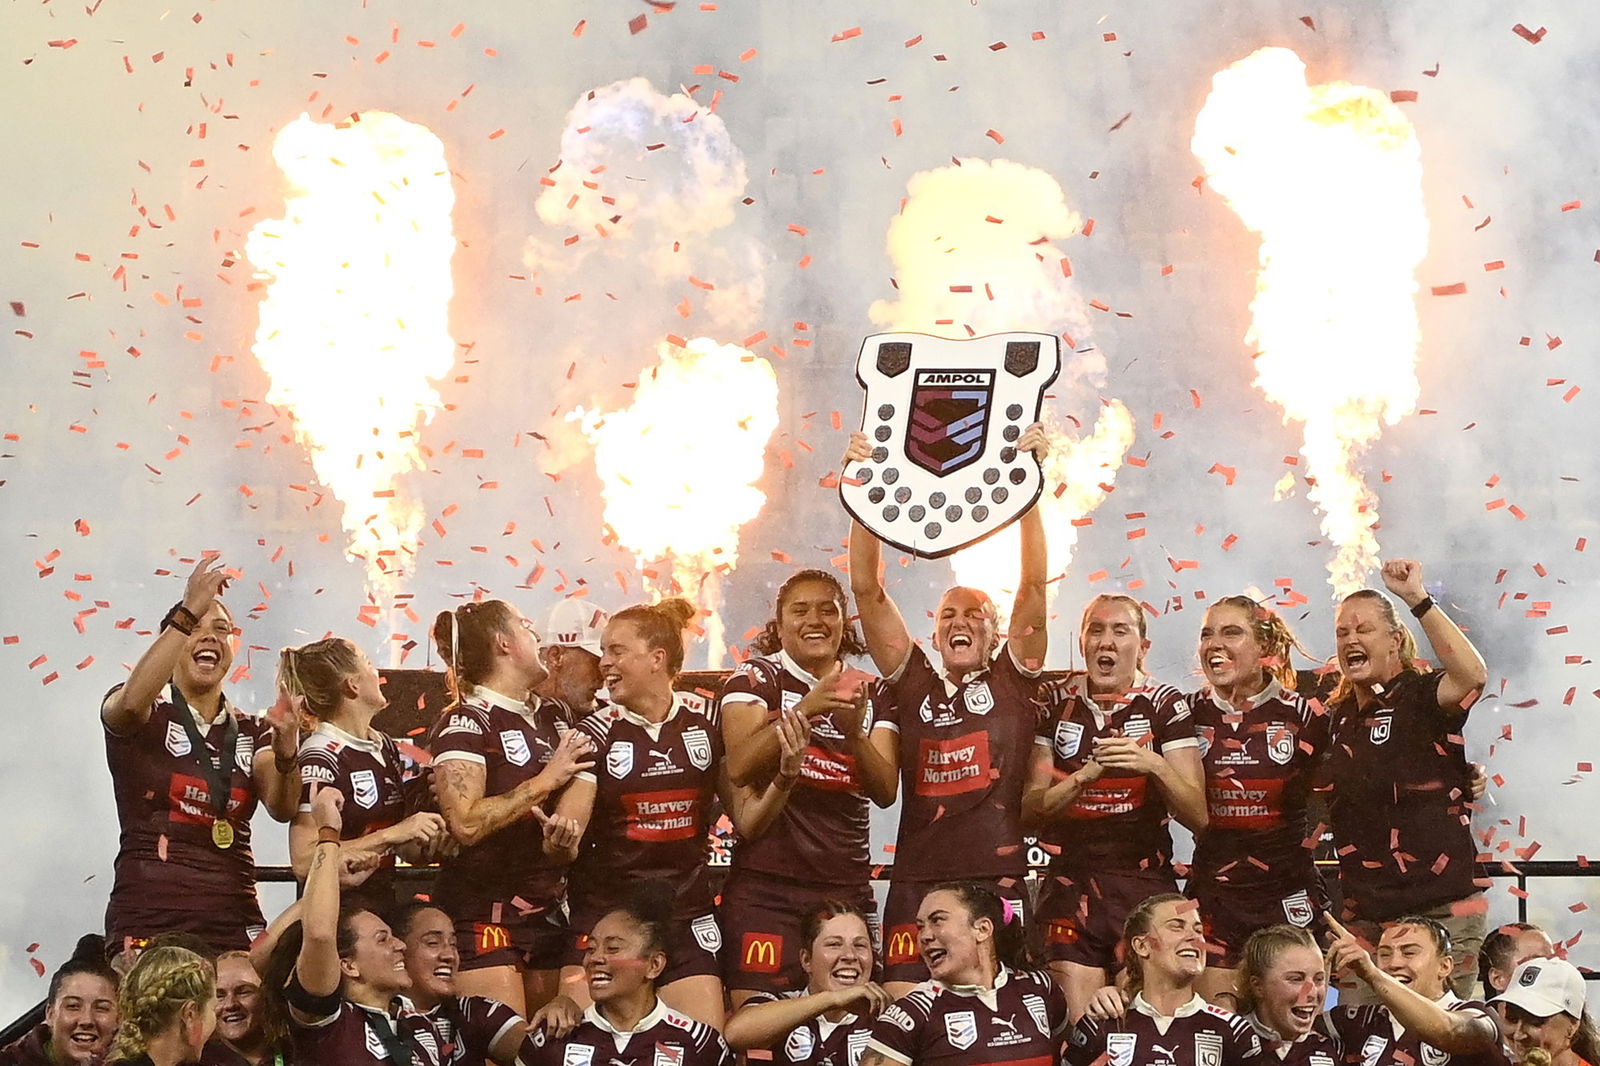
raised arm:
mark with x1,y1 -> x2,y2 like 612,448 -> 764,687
101,555 -> 229,734
1006,424 -> 1051,671
252,687 -> 303,822
295,789 -> 346,999
725,982 -> 891,1051
436,730 -> 595,848
1380,560 -> 1488,714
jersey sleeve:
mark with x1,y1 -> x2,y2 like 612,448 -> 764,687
868,678 -> 901,735
512,1026 -> 559,1066
572,713 -> 612,784
866,993 -> 930,1066
457,995 -> 522,1058
282,969 -> 343,1028
1003,638 -> 1045,679
430,707 -> 492,766
1153,687 -> 1200,753
1223,1010 -> 1265,1063
720,658 -> 780,712
1064,1014 -> 1106,1066
296,743 -> 344,814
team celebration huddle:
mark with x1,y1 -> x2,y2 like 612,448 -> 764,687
11,407 -> 1594,1066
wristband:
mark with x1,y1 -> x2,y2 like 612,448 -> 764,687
1409,595 -> 1435,620
316,827 -> 341,845
161,603 -> 200,636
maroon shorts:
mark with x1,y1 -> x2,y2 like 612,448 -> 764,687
881,876 -> 1031,985
106,899 -> 265,960
565,902 -> 722,986
445,895 -> 570,973
1035,868 -> 1177,970
1187,878 -> 1326,968
718,870 -> 876,994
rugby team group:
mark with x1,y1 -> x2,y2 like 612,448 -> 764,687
6,429 -> 1592,1066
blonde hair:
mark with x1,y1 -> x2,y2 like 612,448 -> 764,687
1207,596 -> 1318,692
1121,892 -> 1189,998
110,946 -> 214,1061
1234,924 -> 1322,1014
277,637 -> 362,720
1330,589 -> 1427,705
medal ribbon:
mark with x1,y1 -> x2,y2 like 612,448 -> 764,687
365,1007 -> 414,1066
168,684 -> 239,826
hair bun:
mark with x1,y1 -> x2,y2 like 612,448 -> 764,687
653,597 -> 697,630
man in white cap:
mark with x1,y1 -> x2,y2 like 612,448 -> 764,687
1492,958 -> 1597,1066
534,598 -> 608,715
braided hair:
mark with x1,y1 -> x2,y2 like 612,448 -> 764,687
109,946 -> 214,1062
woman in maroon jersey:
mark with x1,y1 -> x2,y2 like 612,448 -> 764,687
108,946 -> 217,1066
1326,559 -> 1490,998
283,636 -> 448,912
428,600 -> 596,1016
1232,926 -> 1337,1065
844,427 -> 1052,998
1027,595 -> 1207,1020
101,554 -> 301,957
720,569 -> 897,1007
1067,895 -> 1261,1066
725,899 -> 891,1064
544,599 -> 728,1029
1185,597 -> 1329,1007
516,896 -> 734,1066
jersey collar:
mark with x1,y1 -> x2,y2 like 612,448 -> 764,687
935,964 -> 1012,1009
584,996 -> 671,1035
470,684 -> 530,714
613,691 -> 692,735
311,719 -> 384,756
1200,677 -> 1284,714
1131,991 -> 1207,1020
779,649 -> 827,686
1065,671 -> 1156,724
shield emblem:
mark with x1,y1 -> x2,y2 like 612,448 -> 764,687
351,769 -> 379,809
683,728 -> 712,771
943,1011 -> 977,1051
165,720 -> 192,758
1195,1033 -> 1223,1066
1054,720 -> 1084,760
1023,993 -> 1050,1036
690,913 -> 722,953
848,1030 -> 871,1065
1196,725 -> 1214,760
562,1046 -> 592,1066
964,681 -> 994,715
1281,890 -> 1314,927
607,741 -> 634,778
654,1046 -> 685,1066
500,730 -> 531,767
784,1027 -> 815,1062
1268,725 -> 1295,765
841,331 -> 1061,559
1122,716 -> 1152,741
1422,1046 -> 1451,1066
235,733 -> 255,773
1361,1035 -> 1389,1066
1107,1033 -> 1137,1066
1369,716 -> 1392,745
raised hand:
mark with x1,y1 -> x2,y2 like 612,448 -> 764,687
1380,559 -> 1427,607
795,662 -> 861,721
1090,735 -> 1162,775
541,730 -> 597,789
182,554 -> 232,617
775,708 -> 812,784
842,431 -> 873,466
1323,913 -> 1379,984
1016,421 -> 1051,463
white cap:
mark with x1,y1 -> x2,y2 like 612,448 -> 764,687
1492,958 -> 1587,1019
545,599 -> 607,656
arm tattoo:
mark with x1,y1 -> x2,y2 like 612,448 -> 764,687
439,761 -> 476,804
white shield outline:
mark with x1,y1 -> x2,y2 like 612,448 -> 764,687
351,769 -> 379,809
1282,890 -> 1314,927
1055,720 -> 1084,760
165,720 -> 192,758
1268,726 -> 1295,765
943,1010 -> 977,1051
683,727 -> 713,771
690,913 -> 722,953
1195,1031 -> 1224,1066
1107,1032 -> 1137,1066
1023,993 -> 1050,1036
1422,1045 -> 1452,1066
1370,716 -> 1392,745
964,681 -> 994,715
500,730 -> 532,767
607,741 -> 634,778
784,1027 -> 815,1062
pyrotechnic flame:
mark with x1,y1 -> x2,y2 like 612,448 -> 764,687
245,111 -> 455,612
1193,47 -> 1427,597
871,157 -> 1133,605
575,337 -> 779,665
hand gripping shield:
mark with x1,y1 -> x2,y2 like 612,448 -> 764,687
841,331 -> 1060,558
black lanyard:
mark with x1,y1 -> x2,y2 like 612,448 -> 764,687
168,684 -> 239,820
366,1007 -> 413,1066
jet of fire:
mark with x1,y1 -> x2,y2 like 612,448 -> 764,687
577,337 -> 779,664
245,111 -> 455,609
1192,47 -> 1427,597
871,158 -> 1134,604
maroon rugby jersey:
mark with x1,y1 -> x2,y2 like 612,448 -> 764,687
1323,995 -> 1509,1066
867,967 -> 1069,1066
1325,671 -> 1481,918
418,994 -> 522,1066
298,721 -> 407,909
1037,674 -> 1199,872
744,988 -> 878,1066
570,692 -> 722,915
720,652 -> 883,886
1241,1015 -> 1338,1066
1066,993 -> 1263,1066
429,687 -> 575,915
103,683 -> 270,943
1189,682 -> 1331,888
284,974 -> 449,1066
516,1000 -> 733,1066
880,644 -> 1045,880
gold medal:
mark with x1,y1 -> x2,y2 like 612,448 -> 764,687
212,819 -> 235,849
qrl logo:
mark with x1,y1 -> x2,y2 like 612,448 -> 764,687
885,924 -> 919,966
474,923 -> 511,955
740,932 -> 783,974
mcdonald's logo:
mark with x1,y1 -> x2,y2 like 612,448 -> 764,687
1045,919 -> 1078,946
474,923 -> 511,955
740,932 -> 782,974
885,924 -> 919,966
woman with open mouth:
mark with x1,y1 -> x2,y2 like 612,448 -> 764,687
427,600 -> 596,1018
1183,597 -> 1330,1008
1,938 -> 120,1066
199,951 -> 289,1066
719,570 -> 898,1009
1492,957 -> 1599,1066
1325,559 -> 1490,1000
283,636 -> 449,914
101,554 -> 301,959
844,426 -> 1053,998
1027,596 -> 1208,1021
1067,894 -> 1262,1066
1231,925 -> 1337,1066
542,600 -> 730,1029
857,882 -> 1068,1066
515,896 -> 734,1066
725,899 -> 891,1064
